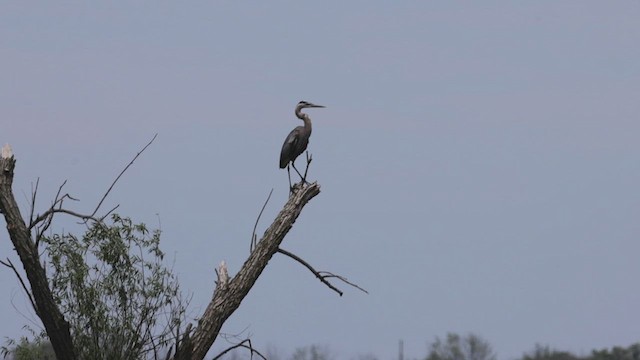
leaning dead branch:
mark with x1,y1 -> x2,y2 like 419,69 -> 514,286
174,183 -> 321,360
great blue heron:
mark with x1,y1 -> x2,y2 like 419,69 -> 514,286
279,100 -> 325,189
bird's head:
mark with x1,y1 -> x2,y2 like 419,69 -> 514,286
295,101 -> 325,119
297,101 -> 325,110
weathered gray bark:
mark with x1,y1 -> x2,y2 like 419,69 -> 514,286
175,183 -> 321,360
0,154 -> 77,360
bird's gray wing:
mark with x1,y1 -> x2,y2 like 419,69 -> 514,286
279,127 -> 301,168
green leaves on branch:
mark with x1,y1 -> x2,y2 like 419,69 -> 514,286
43,214 -> 185,360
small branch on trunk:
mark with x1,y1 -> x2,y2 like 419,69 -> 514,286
215,261 -> 229,291
32,207 -> 100,230
277,248 -> 368,296
28,178 -> 39,227
277,248 -> 343,296
30,180 -> 70,229
0,258 -> 36,311
250,188 -> 273,252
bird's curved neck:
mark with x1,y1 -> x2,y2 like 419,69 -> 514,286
296,109 -> 312,132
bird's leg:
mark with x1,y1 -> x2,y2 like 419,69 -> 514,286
302,151 -> 312,184
291,161 -> 305,182
287,165 -> 293,192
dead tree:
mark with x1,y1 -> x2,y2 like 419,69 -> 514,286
0,143 -> 363,360
0,146 -> 77,360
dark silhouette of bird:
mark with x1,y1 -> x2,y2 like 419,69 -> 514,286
280,100 -> 325,190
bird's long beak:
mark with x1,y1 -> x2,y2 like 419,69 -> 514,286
309,103 -> 325,108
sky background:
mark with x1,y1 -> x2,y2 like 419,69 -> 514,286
1,1 -> 639,359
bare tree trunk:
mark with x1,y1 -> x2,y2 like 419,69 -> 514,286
0,154 -> 77,360
175,183 -> 321,360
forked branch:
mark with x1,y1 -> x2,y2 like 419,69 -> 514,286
277,248 -> 368,296
212,339 -> 267,360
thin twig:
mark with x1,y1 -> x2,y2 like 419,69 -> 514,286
277,248 -> 369,296
30,180 -> 86,247
318,271 -> 369,294
277,248 -> 344,296
100,204 -> 120,222
0,258 -> 37,311
250,188 -> 274,252
30,180 -> 69,229
8,290 -> 43,331
212,339 -> 267,360
29,178 -> 39,227
89,133 -> 158,219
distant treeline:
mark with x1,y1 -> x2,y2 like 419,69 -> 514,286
4,332 -> 639,360
425,333 -> 639,360
521,343 -> 640,360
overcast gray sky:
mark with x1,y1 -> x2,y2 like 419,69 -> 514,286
1,2 -> 639,359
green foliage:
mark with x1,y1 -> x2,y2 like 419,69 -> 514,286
42,214 -> 185,360
426,333 -> 496,360
591,344 -> 640,360
1,327 -> 53,360
4,339 -> 49,360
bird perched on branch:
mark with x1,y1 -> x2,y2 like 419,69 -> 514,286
279,100 -> 325,190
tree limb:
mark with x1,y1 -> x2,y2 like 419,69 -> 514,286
90,133 -> 157,220
277,248 -> 344,296
277,248 -> 368,295
0,258 -> 37,311
32,207 -> 100,230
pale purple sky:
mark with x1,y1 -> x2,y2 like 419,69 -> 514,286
1,2 -> 639,359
